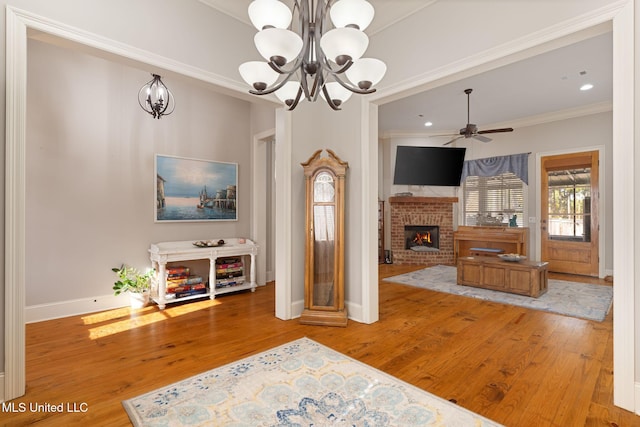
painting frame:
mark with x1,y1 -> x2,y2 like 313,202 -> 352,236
155,154 -> 238,222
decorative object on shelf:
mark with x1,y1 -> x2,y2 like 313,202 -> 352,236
215,256 -> 245,290
138,74 -> 175,119
498,253 -> 527,262
155,155 -> 238,222
165,266 -> 206,300
111,264 -> 154,308
300,149 -> 348,327
238,0 -> 386,110
193,239 -> 226,248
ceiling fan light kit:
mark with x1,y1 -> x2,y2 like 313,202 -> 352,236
238,0 -> 387,110
443,88 -> 514,145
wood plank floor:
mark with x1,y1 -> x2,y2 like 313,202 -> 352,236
2,264 -> 635,426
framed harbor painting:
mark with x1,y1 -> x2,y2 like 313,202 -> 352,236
155,154 -> 238,222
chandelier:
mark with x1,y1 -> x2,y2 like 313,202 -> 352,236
238,0 -> 387,110
138,74 -> 175,119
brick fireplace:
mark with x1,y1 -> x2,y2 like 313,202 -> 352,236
388,196 -> 458,265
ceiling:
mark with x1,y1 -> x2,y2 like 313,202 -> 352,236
199,1 -> 613,138
378,31 -> 613,138
198,0 -> 438,35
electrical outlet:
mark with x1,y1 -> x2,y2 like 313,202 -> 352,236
529,217 -> 536,223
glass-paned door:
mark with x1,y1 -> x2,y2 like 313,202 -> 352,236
541,151 -> 599,276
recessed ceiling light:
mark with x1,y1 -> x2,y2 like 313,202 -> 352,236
580,83 -> 594,91
424,121 -> 433,127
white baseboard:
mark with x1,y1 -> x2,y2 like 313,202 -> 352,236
635,382 -> 640,415
346,300 -> 363,323
0,372 -> 4,403
291,299 -> 304,319
26,294 -> 128,323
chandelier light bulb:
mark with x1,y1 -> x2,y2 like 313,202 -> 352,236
248,0 -> 292,30
320,28 -> 369,65
255,28 -> 303,66
345,58 -> 387,90
330,0 -> 375,31
321,82 -> 353,107
238,61 -> 279,91
275,81 -> 302,106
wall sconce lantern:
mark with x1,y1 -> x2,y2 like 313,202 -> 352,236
138,74 -> 175,119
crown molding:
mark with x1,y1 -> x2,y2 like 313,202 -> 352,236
379,101 -> 612,139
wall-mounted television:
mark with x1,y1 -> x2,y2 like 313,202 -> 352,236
393,145 -> 467,187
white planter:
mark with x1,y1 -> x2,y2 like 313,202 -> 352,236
129,292 -> 150,309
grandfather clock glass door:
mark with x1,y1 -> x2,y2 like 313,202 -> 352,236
300,149 -> 348,327
312,172 -> 336,308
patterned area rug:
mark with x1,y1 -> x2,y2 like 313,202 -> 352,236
384,265 -> 612,322
123,337 -> 502,426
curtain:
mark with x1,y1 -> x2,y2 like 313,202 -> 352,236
461,153 -> 530,184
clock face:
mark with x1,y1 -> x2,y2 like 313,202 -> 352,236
313,172 -> 335,203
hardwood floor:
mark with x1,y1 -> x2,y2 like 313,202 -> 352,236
3,264 -> 635,426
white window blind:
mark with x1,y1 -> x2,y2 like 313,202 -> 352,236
463,172 -> 525,227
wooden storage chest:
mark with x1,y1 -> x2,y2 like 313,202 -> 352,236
457,256 -> 548,298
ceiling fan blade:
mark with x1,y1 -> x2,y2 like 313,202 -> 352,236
443,136 -> 464,146
477,127 -> 514,134
472,134 -> 492,143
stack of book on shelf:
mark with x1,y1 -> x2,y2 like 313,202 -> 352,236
215,257 -> 245,289
165,266 -> 207,300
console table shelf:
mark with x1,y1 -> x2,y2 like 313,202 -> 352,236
149,238 -> 258,309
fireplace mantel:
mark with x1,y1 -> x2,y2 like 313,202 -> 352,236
389,196 -> 458,204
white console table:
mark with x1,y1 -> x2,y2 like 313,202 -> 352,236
149,238 -> 259,309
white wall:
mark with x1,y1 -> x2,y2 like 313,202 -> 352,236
25,39 -> 255,317
382,112 -> 613,272
284,99 -> 366,317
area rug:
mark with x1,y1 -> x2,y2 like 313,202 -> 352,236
123,337 -> 502,426
384,265 -> 612,322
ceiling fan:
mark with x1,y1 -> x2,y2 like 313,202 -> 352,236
441,88 -> 514,145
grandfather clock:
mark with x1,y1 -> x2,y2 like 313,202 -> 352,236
300,149 -> 348,327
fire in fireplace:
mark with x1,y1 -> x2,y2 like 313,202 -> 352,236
405,225 -> 439,252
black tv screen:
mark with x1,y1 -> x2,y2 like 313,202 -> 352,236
393,146 -> 467,186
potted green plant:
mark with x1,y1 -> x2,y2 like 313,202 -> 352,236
112,264 -> 154,308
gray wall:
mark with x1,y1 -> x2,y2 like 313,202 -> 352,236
25,39 -> 254,307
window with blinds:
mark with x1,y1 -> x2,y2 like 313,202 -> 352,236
462,172 -> 525,227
